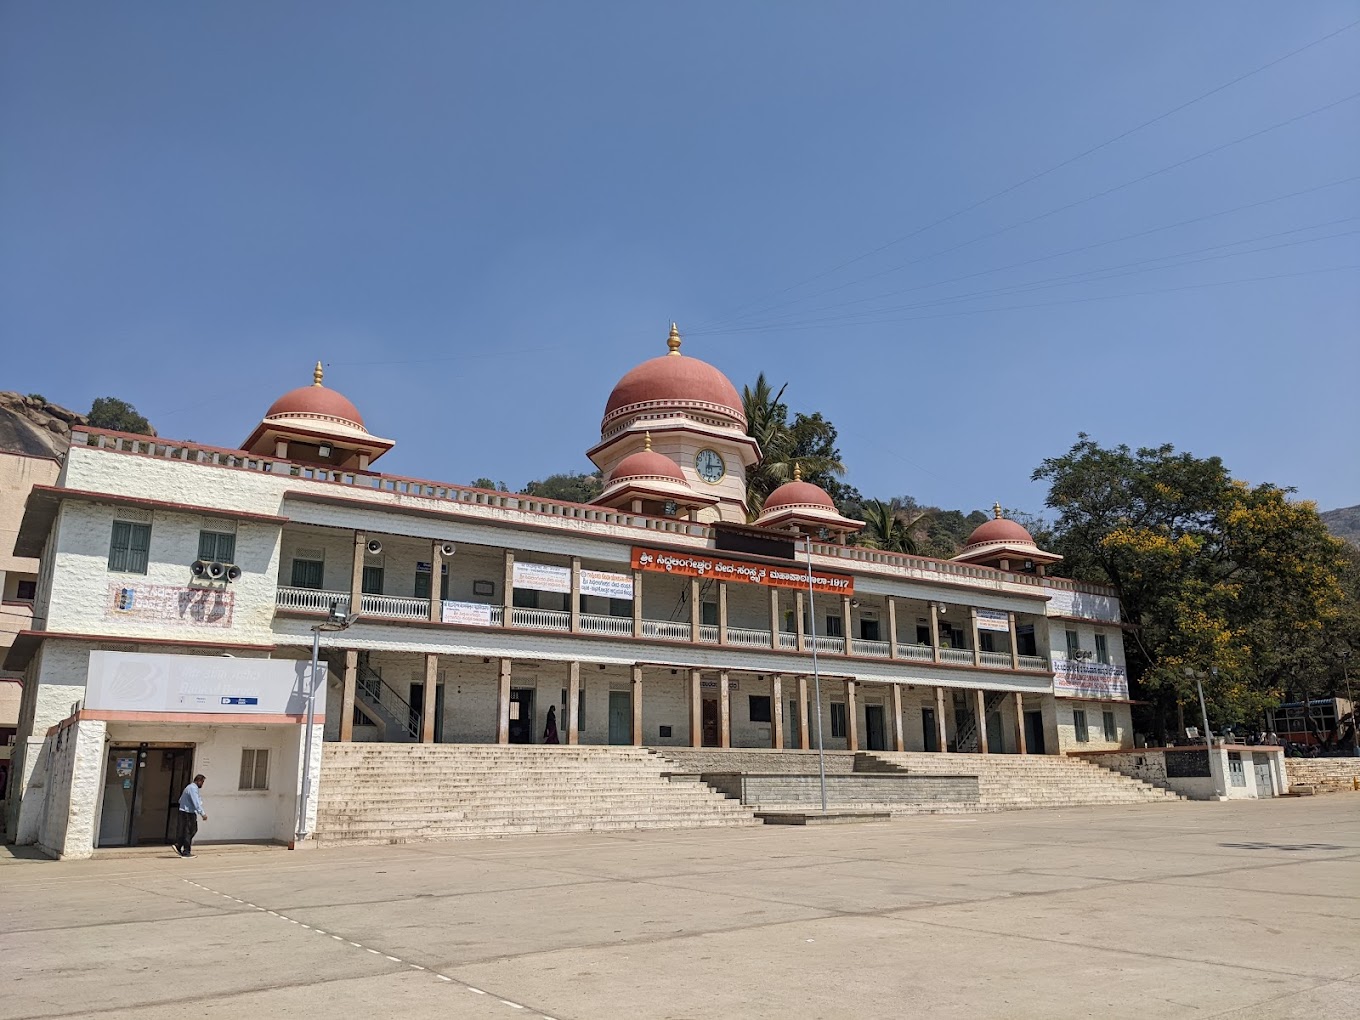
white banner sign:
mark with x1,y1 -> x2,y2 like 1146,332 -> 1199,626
512,561 -> 572,594
1053,658 -> 1129,699
976,609 -> 1010,632
86,651 -> 309,715
1046,587 -> 1121,623
579,569 -> 634,601
441,600 -> 494,627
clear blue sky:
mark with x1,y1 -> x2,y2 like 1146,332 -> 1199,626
3,2 -> 1357,515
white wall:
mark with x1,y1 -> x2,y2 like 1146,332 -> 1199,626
1055,699 -> 1132,752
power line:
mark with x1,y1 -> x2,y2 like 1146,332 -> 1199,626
696,17 -> 1360,330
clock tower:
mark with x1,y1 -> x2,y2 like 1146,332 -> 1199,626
589,325 -> 760,523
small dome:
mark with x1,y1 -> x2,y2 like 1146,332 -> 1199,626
603,324 -> 744,428
610,449 -> 686,483
966,504 -> 1036,547
763,464 -> 836,511
265,362 -> 365,429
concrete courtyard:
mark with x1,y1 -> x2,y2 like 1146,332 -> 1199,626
4,797 -> 1358,1020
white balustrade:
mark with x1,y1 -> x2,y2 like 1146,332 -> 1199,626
360,593 -> 431,620
850,638 -> 890,658
811,636 -> 845,654
939,647 -> 975,665
728,626 -> 773,648
276,587 -> 349,614
897,642 -> 935,662
1018,654 -> 1050,671
698,625 -> 720,644
778,632 -> 798,650
579,613 -> 633,637
979,650 -> 1014,669
642,619 -> 692,641
510,608 -> 571,631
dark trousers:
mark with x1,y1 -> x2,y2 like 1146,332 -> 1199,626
176,811 -> 198,854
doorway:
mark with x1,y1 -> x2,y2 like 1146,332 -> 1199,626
408,683 -> 445,742
701,698 -> 720,747
98,745 -> 193,848
608,691 -> 632,745
922,707 -> 938,752
509,688 -> 535,744
1024,711 -> 1046,754
865,704 -> 887,751
1252,753 -> 1274,796
787,699 -> 800,748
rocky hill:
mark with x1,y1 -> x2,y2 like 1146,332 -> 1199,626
1322,505 -> 1360,549
0,392 -> 87,461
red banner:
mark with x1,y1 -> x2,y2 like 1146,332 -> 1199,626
631,547 -> 853,596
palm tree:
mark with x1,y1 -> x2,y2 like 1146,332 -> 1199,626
742,373 -> 846,516
859,498 -> 932,555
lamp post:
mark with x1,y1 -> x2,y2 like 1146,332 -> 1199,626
296,600 -> 357,843
1341,649 -> 1356,756
1184,665 -> 1216,758
804,534 -> 828,814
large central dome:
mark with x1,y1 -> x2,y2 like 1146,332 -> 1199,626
602,324 -> 745,431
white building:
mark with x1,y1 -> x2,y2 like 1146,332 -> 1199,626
5,329 -> 1135,857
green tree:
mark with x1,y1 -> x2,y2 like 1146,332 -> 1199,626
88,397 -> 154,435
859,498 -> 932,555
1034,435 -> 1354,738
469,478 -> 509,492
741,373 -> 846,516
523,471 -> 603,503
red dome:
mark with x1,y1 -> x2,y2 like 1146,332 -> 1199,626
764,479 -> 835,511
266,385 -> 365,429
610,449 -> 686,483
966,517 -> 1035,547
603,330 -> 744,425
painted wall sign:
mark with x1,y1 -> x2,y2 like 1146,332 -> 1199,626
442,600 -> 494,627
976,609 -> 1010,632
1046,587 -> 1121,623
1052,658 -> 1129,699
579,569 -> 634,601
631,547 -> 853,596
86,651 -> 310,716
106,583 -> 235,627
512,561 -> 572,594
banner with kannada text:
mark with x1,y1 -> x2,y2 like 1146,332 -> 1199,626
631,547 -> 853,595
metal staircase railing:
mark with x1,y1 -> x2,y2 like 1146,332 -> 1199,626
954,690 -> 1010,752
354,654 -> 422,741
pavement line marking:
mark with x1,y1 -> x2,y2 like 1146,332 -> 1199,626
500,1000 -> 524,1009
331,935 -> 344,941
367,948 -> 383,955
467,987 -> 486,994
384,955 -> 402,962
409,964 -> 425,970
299,924 -> 311,929
314,930 -> 327,935
437,975 -> 453,982
350,942 -> 364,948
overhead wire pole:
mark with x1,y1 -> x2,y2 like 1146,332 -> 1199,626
804,533 -> 828,814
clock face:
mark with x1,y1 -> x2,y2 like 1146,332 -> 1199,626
695,448 -> 725,483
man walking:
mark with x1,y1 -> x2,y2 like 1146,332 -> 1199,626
174,774 -> 207,857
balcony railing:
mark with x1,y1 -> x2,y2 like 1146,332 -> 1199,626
275,589 -> 1051,675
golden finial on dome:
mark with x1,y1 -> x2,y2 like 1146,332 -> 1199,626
643,431 -> 652,451
794,462 -> 803,482
993,501 -> 1004,519
313,361 -> 324,387
667,322 -> 682,356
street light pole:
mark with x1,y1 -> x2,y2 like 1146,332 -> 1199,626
804,534 -> 828,814
296,600 -> 357,844
1340,649 -> 1356,756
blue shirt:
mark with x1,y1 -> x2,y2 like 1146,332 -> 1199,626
178,782 -> 205,817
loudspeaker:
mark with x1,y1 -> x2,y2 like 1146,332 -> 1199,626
366,539 -> 383,555
439,542 -> 456,557
190,560 -> 209,578
225,564 -> 242,582
207,561 -> 227,580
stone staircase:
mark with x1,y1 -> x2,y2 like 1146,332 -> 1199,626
314,743 -> 758,846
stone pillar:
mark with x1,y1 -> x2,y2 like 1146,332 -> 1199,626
770,674 -> 784,749
502,551 -> 514,629
567,661 -> 581,745
1008,611 -> 1020,670
891,683 -> 905,752
496,658 -> 512,743
845,679 -> 859,751
769,587 -> 780,649
842,595 -> 853,650
929,602 -> 941,663
797,674 -> 811,750
1014,691 -> 1027,755
795,591 -> 807,652
975,688 -> 989,754
690,577 -> 702,639
421,653 -> 438,743
350,531 -> 366,617
339,649 -> 358,742
689,669 -> 703,748
935,686 -> 948,752
632,570 -> 643,638
719,670 -> 731,748
631,664 -> 643,747
887,597 -> 899,659
970,609 -> 982,667
428,540 -> 443,622
570,556 -> 581,633
718,582 -> 728,645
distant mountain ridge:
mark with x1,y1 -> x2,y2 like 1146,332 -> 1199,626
1321,504 -> 1360,548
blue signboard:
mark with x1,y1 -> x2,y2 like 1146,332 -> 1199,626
221,696 -> 260,706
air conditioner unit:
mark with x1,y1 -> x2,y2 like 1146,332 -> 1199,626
366,539 -> 383,555
440,542 -> 456,557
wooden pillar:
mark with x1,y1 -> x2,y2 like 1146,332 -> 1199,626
570,556 -> 581,633
690,577 -> 701,640
719,670 -> 731,748
797,674 -> 811,749
842,595 -> 853,651
929,602 -> 941,663
1008,612 -> 1020,670
970,609 -> 982,667
887,597 -> 899,659
567,661 -> 581,745
421,653 -> 438,743
891,683 -> 905,752
689,669 -> 703,748
350,531 -> 366,617
975,688 -> 989,754
502,551 -> 514,628
1014,691 -> 1027,754
339,648 -> 358,741
795,591 -> 807,652
428,540 -> 443,622
770,674 -> 784,749
718,582 -> 728,645
845,679 -> 859,751
496,657 -> 512,743
769,587 -> 780,649
935,686 -> 948,752
631,664 -> 643,747
632,570 -> 643,638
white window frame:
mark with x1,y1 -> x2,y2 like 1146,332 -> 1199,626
239,748 -> 270,791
